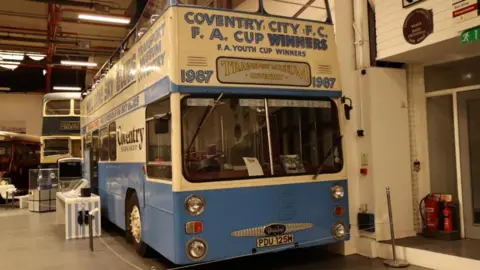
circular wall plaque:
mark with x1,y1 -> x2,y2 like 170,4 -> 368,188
403,8 -> 434,45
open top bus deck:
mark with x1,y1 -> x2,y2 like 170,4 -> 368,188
81,1 -> 348,265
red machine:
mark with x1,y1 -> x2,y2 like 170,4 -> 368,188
443,203 -> 453,232
420,193 -> 458,236
420,193 -> 460,240
421,194 -> 440,232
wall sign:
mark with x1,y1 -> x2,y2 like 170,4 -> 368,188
403,0 -> 426,8
461,26 -> 480,44
403,8 -> 434,45
453,0 -> 479,23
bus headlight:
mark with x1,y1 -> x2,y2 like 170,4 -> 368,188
186,238 -> 207,260
331,184 -> 344,200
185,195 -> 205,216
332,222 -> 346,239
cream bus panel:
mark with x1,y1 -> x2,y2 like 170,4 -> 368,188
81,8 -> 173,126
175,7 -> 341,91
81,7 -> 342,136
112,108 -> 146,163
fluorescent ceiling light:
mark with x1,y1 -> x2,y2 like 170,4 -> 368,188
0,65 -> 18,70
0,61 -> 21,65
0,61 -> 20,70
61,60 -> 98,67
53,86 -> 82,91
0,52 -> 24,61
27,53 -> 46,61
0,87 -> 11,91
78,14 -> 130,24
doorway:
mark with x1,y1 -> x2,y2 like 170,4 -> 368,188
426,87 -> 480,239
458,90 -> 480,239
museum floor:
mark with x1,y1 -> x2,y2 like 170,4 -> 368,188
0,209 -> 429,270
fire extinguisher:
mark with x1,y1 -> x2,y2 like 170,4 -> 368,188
420,194 -> 439,232
443,203 -> 453,232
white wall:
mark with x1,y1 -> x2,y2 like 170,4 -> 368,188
0,93 -> 43,136
362,67 -> 416,241
374,0 -> 480,61
406,64 -> 429,232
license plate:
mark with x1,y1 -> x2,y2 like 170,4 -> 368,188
256,234 -> 294,248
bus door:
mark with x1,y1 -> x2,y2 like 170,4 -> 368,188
90,130 -> 99,194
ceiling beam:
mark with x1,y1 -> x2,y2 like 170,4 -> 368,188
27,0 -> 127,11
0,35 -> 77,45
14,62 -> 98,71
45,4 -> 61,93
0,31 -> 123,43
0,26 -> 124,41
0,43 -> 114,56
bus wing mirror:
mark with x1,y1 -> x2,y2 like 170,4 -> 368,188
344,104 -> 352,120
341,96 -> 353,121
154,119 -> 169,134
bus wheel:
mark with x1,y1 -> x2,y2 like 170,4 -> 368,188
126,192 -> 148,256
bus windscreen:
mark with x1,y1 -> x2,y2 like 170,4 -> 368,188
181,96 -> 343,182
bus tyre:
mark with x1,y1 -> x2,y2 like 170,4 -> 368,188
126,192 -> 148,256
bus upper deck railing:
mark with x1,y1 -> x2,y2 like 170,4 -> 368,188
88,0 -> 333,92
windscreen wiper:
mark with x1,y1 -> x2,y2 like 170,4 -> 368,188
312,135 -> 343,180
186,93 -> 224,152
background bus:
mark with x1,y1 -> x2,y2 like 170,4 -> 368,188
41,93 -> 82,168
0,131 -> 40,200
81,0 -> 348,265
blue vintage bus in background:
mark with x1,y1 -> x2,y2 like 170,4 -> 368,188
81,0 -> 349,265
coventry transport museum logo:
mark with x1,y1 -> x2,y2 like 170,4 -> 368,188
117,125 -> 144,152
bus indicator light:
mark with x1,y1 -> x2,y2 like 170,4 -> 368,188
334,206 -> 345,216
185,221 -> 203,234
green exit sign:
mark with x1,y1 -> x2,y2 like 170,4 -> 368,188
461,26 -> 480,44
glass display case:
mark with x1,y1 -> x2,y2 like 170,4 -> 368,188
28,168 -> 58,212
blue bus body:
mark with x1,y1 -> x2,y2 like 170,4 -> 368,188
82,1 -> 349,265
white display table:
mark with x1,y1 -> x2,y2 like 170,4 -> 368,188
56,192 -> 101,240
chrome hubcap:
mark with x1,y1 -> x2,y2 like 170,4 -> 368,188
130,205 -> 142,243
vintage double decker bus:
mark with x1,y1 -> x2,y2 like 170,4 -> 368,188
0,131 -> 40,198
41,93 -> 82,168
81,0 -> 348,265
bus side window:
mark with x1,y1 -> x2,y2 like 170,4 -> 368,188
146,98 -> 171,180
92,130 -> 99,162
73,100 -> 80,115
14,144 -> 27,163
109,122 -> 117,161
28,144 -> 40,161
100,127 -> 109,161
71,139 -> 82,158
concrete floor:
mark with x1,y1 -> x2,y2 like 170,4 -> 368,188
0,209 -> 430,270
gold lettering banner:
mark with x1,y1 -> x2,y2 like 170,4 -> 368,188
216,57 -> 311,87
